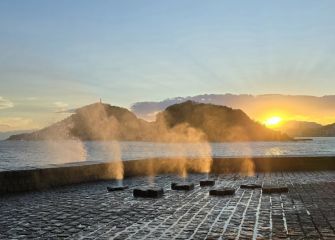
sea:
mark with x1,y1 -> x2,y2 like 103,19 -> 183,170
0,137 -> 335,171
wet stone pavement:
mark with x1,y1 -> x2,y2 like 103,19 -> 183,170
0,171 -> 335,239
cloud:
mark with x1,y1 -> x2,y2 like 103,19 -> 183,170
0,96 -> 14,110
0,117 -> 38,131
0,124 -> 11,129
56,108 -> 76,114
131,94 -> 335,125
26,97 -> 38,101
53,101 -> 69,112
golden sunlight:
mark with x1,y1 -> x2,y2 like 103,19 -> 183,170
264,116 -> 282,127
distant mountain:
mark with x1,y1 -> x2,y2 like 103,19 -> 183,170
0,130 -> 34,141
8,101 -> 291,142
277,121 -> 323,137
304,123 -> 335,137
155,101 -> 291,142
277,120 -> 335,137
8,103 -> 152,141
131,93 -> 335,124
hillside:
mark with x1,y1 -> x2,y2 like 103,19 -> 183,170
7,103 -> 152,141
155,101 -> 291,142
277,120 -> 335,137
277,121 -> 323,137
304,123 -> 335,137
0,130 -> 34,141
7,101 -> 291,142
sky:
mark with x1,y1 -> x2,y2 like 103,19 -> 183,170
131,94 -> 335,125
1,0 -> 335,131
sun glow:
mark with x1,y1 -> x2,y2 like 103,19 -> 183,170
264,116 -> 282,127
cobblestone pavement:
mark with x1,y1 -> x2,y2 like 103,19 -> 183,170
1,171 -> 335,239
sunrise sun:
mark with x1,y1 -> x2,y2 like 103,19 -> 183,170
264,116 -> 282,127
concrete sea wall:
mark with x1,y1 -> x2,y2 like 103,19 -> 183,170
1,156 -> 335,194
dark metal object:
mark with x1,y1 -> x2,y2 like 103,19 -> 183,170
171,182 -> 195,191
240,184 -> 262,189
262,185 -> 289,194
200,179 -> 216,187
107,185 -> 129,192
133,187 -> 164,198
209,187 -> 235,196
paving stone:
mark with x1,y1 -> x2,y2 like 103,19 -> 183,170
262,185 -> 289,194
0,172 -> 335,239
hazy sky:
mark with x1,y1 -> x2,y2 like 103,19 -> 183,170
1,0 -> 335,131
